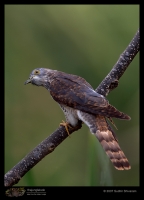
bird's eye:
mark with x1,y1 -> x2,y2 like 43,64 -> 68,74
34,70 -> 40,75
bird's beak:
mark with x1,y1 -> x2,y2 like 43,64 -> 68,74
24,78 -> 31,85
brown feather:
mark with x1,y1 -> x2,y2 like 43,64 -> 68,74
48,72 -> 130,120
95,115 -> 131,170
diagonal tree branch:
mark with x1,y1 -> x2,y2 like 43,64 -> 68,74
4,29 -> 139,187
96,28 -> 139,96
4,123 -> 82,187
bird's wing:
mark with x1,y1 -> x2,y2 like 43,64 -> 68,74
50,75 -> 107,105
49,75 -> 130,119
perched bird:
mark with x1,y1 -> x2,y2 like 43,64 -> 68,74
25,68 -> 131,170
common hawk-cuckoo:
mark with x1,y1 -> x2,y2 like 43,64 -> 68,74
25,68 -> 131,170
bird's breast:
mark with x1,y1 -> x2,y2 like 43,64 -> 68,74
59,104 -> 79,127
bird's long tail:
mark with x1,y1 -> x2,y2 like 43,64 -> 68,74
77,111 -> 131,170
95,115 -> 131,170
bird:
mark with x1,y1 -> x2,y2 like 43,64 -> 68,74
24,68 -> 131,170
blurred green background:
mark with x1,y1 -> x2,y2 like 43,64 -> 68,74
5,5 -> 139,186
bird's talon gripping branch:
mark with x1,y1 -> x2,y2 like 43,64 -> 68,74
59,120 -> 72,136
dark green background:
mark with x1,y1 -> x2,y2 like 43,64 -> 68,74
5,5 -> 139,186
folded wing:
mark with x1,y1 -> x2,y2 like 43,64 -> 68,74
49,75 -> 130,120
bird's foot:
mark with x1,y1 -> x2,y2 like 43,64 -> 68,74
59,120 -> 73,136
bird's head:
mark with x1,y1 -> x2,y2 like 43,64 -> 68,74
24,68 -> 53,87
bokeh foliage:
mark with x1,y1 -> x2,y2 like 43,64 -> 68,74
5,5 -> 139,186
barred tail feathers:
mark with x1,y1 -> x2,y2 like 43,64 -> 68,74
77,111 -> 131,170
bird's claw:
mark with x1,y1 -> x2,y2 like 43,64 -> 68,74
59,120 -> 72,136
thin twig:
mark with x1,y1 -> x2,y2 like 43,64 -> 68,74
4,29 -> 139,187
